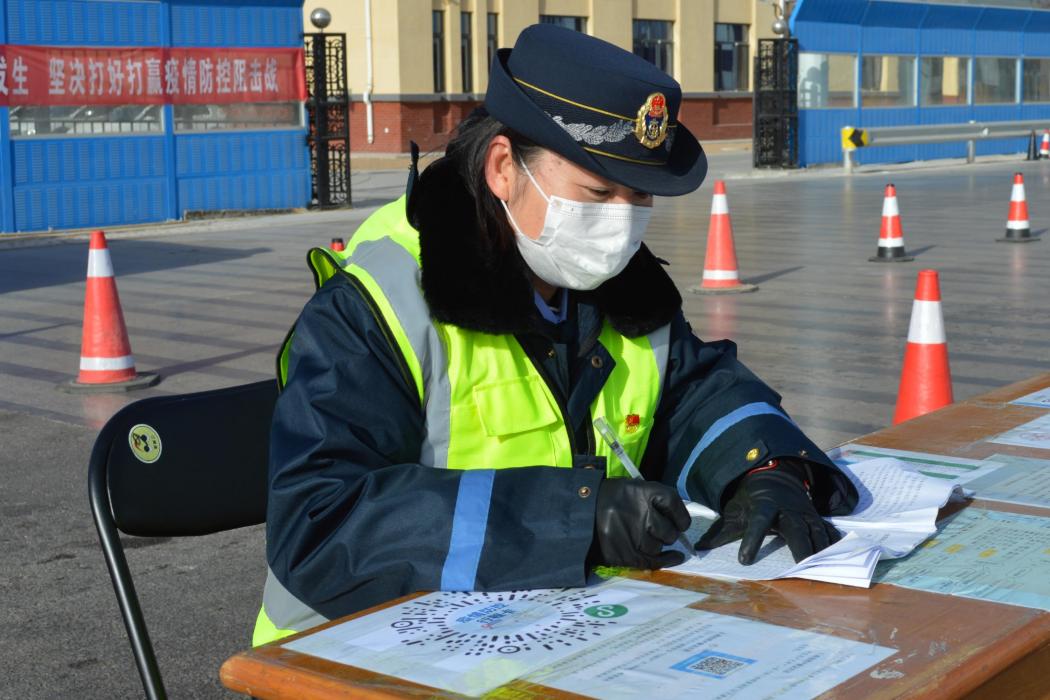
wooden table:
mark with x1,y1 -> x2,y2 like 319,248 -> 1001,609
222,373 -> 1050,699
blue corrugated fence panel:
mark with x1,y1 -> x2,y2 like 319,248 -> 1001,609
799,108 -> 861,167
792,0 -> 867,54
974,8 -> 1026,57
1020,104 -> 1050,122
170,0 -> 304,47
973,104 -> 1025,156
917,107 -> 971,160
919,5 -> 980,56
1023,11 -> 1050,58
11,136 -> 168,231
175,130 -> 309,214
6,0 -> 163,46
860,2 -> 927,55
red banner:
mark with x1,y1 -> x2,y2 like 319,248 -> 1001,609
0,45 -> 306,106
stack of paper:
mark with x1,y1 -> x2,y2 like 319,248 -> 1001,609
668,457 -> 969,588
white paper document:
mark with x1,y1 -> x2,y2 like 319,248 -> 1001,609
1010,387 -> 1050,409
283,578 -> 705,696
669,458 -> 967,588
989,412 -> 1050,450
524,607 -> 897,699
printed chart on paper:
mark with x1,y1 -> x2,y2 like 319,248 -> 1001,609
283,578 -> 705,696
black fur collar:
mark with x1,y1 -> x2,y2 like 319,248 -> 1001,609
408,157 -> 681,338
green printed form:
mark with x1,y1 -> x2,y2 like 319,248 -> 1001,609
827,444 -> 1004,483
874,508 -> 1050,611
964,454 -> 1050,509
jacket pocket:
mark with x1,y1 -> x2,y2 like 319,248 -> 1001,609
472,375 -> 559,437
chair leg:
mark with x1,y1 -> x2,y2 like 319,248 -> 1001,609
90,475 -> 167,700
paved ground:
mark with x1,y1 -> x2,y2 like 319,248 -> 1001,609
2,152 -> 1048,698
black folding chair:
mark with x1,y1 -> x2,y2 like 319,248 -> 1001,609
88,380 -> 277,700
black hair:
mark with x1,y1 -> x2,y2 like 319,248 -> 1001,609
439,107 -> 542,252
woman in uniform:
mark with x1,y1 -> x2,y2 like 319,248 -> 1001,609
253,23 -> 857,646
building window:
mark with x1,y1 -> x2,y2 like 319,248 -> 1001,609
487,13 -> 499,70
633,20 -> 673,76
461,12 -> 473,93
9,105 -> 163,137
1023,58 -> 1050,102
433,10 -> 445,93
861,55 -> 916,107
974,57 -> 1018,104
798,53 -> 856,108
714,23 -> 749,91
920,57 -> 969,106
539,15 -> 586,33
173,102 -> 302,132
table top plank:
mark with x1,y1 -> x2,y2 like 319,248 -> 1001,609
960,373 -> 1050,406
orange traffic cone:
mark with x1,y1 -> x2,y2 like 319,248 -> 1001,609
998,173 -> 1038,243
869,184 -> 913,262
1041,130 -> 1050,159
330,237 -> 346,252
893,270 -> 953,424
690,181 -> 757,295
63,231 -> 158,392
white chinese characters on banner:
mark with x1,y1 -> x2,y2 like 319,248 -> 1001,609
12,55 -> 29,95
264,57 -> 278,92
68,59 -> 86,96
0,45 -> 302,104
88,59 -> 105,96
146,58 -> 162,96
48,57 -> 65,95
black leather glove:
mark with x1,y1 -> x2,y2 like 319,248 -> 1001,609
592,479 -> 691,570
696,459 -> 842,565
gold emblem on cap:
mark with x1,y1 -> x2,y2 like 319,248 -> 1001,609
746,448 -> 759,461
634,92 -> 669,149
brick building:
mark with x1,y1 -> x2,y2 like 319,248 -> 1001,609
311,0 -> 780,154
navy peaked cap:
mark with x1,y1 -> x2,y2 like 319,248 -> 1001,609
485,23 -> 706,197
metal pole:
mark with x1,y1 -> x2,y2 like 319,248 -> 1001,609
312,34 -> 330,207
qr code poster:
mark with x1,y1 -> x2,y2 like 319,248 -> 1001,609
672,650 -> 756,679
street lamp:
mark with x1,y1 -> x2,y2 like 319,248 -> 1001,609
769,0 -> 792,37
310,7 -> 332,31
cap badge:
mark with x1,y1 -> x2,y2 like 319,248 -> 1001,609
634,92 -> 669,149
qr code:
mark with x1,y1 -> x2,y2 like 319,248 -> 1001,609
671,650 -> 755,679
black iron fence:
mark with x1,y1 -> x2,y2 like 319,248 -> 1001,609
304,32 -> 352,207
753,38 -> 799,169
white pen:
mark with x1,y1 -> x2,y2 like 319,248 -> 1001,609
593,417 -> 695,556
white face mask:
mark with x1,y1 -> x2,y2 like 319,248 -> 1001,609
499,160 -> 652,291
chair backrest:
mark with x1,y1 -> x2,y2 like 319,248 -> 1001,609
88,379 -> 278,699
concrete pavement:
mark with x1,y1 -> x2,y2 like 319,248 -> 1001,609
2,152 -> 1048,698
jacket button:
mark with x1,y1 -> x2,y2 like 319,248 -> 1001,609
590,356 -> 603,369
584,464 -> 596,470
798,449 -> 809,458
547,347 -> 556,358
578,486 -> 592,498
